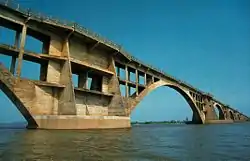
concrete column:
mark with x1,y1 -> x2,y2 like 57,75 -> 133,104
9,31 -> 20,75
78,72 -> 88,88
16,25 -> 27,78
203,97 -> 217,120
144,73 -> 147,86
90,75 -> 102,92
90,76 -> 98,91
136,70 -> 139,84
192,112 -> 202,123
40,63 -> 47,81
128,69 -> 130,82
58,39 -> 76,115
146,75 -> 152,85
125,65 -> 129,97
14,31 -> 20,48
10,56 -> 16,74
135,69 -> 138,96
86,71 -> 89,89
117,67 -> 120,77
42,41 -> 50,54
223,110 -> 228,119
102,76 -> 109,93
152,76 -> 154,83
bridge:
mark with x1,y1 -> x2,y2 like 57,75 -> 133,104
0,1 -> 248,129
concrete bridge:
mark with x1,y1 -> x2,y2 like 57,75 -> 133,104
0,1 -> 248,129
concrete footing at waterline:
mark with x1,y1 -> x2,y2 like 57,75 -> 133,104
26,116 -> 131,130
26,117 -> 245,130
205,120 -> 234,124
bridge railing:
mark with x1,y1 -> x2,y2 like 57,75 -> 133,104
0,0 -> 207,95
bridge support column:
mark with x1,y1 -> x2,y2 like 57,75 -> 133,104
117,67 -> 120,77
128,86 -> 131,96
42,41 -> 50,54
14,31 -> 20,48
90,75 -> 102,91
135,69 -> 138,96
192,112 -> 202,124
78,72 -> 88,88
58,40 -> 76,115
146,75 -> 153,85
125,65 -> 129,97
10,57 -> 16,75
16,24 -> 27,78
10,31 -> 20,74
202,96 -> 226,124
203,97 -> 217,120
40,62 -> 47,81
225,110 -> 232,120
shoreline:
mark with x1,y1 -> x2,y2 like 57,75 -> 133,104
131,121 -> 188,125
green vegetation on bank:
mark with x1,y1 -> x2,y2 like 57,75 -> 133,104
131,120 -> 187,125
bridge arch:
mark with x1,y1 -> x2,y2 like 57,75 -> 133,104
0,72 -> 38,128
213,103 -> 225,120
130,80 -> 204,124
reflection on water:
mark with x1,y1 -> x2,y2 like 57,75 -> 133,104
0,123 -> 250,161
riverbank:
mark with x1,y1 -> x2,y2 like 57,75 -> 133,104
131,120 -> 187,125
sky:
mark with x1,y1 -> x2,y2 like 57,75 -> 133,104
0,0 -> 249,123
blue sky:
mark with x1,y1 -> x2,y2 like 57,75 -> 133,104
0,0 -> 249,123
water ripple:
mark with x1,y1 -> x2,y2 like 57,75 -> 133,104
0,123 -> 250,160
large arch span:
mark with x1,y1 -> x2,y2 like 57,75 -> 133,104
213,103 -> 225,120
0,65 -> 38,128
130,80 -> 205,124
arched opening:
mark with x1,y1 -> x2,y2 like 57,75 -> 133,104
0,80 -> 37,128
214,104 -> 225,120
229,111 -> 234,120
131,83 -> 203,124
0,89 -> 26,127
0,24 -> 49,128
0,53 -> 38,128
0,80 -> 28,126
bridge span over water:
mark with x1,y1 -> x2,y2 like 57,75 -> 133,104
0,0 -> 248,129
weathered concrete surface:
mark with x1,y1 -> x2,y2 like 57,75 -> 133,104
31,115 -> 131,129
205,120 -> 234,124
69,36 -> 110,69
0,1 -> 248,129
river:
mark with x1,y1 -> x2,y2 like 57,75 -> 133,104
0,123 -> 249,161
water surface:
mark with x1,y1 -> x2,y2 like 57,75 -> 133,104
0,123 -> 250,161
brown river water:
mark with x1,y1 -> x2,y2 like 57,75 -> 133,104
0,123 -> 250,161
